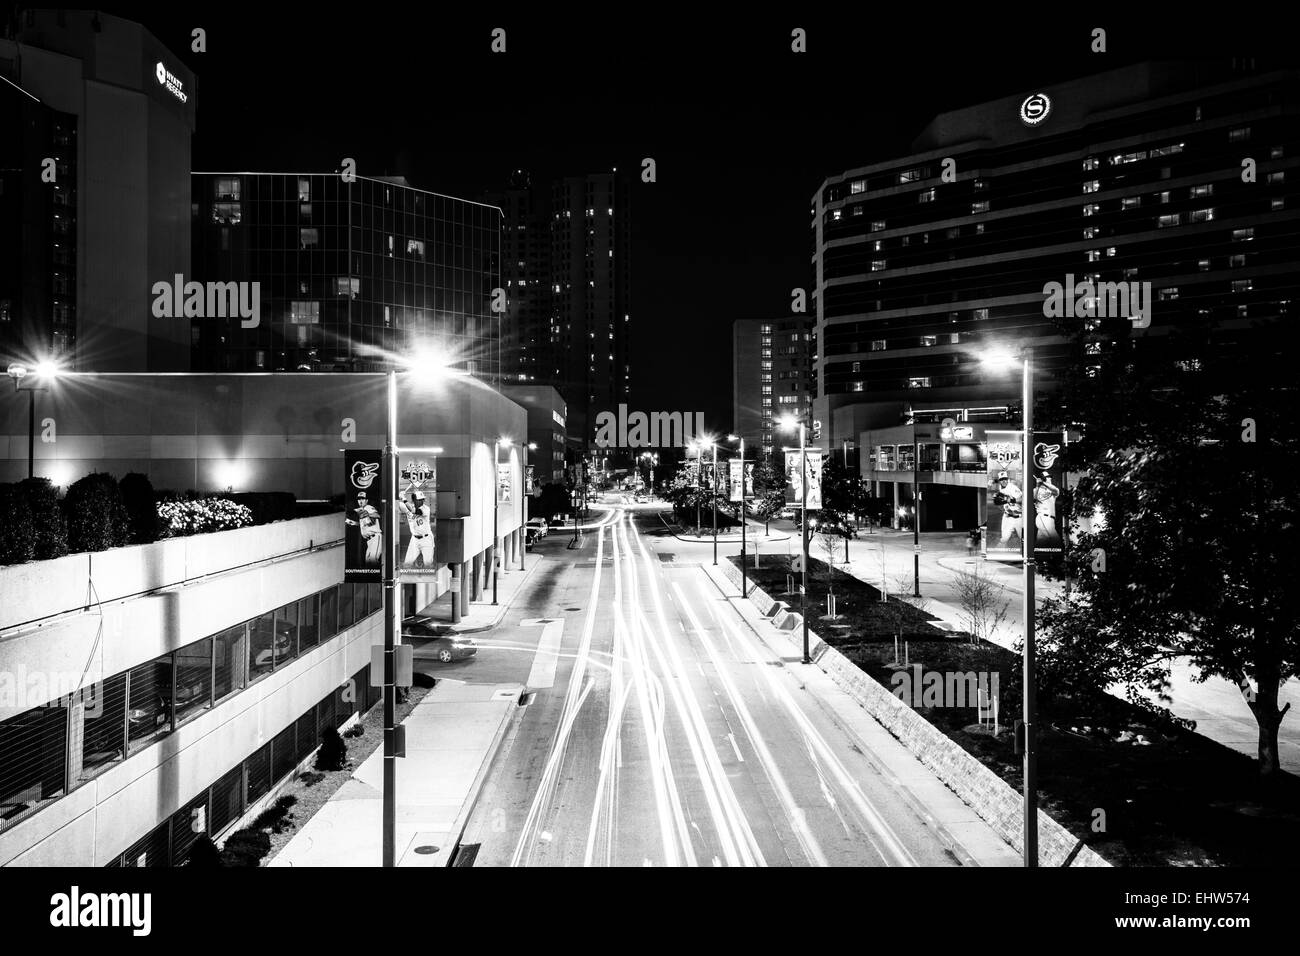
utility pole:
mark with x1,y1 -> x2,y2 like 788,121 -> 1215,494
800,421 -> 810,664
381,371 -> 398,867
1021,350 -> 1038,868
711,440 -> 718,565
913,425 -> 921,598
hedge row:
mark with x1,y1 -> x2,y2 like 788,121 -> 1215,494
0,473 -> 299,567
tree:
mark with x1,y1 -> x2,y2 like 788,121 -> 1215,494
748,454 -> 787,534
953,563 -> 1012,645
1038,316 -> 1299,782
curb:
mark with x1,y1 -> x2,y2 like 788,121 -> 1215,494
658,513 -> 791,545
440,686 -> 524,866
445,555 -> 548,634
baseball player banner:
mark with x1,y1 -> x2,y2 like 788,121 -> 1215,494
344,449 -> 385,582
984,431 -> 1065,561
397,457 -> 438,578
497,461 -> 513,503
729,460 -> 754,502
785,450 -> 823,510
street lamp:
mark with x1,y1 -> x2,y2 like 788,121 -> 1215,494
779,414 -> 811,665
8,360 -> 60,479
710,436 -> 719,566
981,344 -> 1037,868
494,436 -> 512,605
521,441 -> 536,570
379,355 -> 454,867
728,434 -> 747,598
689,438 -> 706,532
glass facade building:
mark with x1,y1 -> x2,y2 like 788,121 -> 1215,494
192,173 -> 503,382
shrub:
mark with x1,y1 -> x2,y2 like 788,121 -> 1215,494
0,484 -> 35,565
120,472 -> 162,544
343,723 -> 365,739
62,473 -> 130,554
185,834 -> 222,867
252,795 -> 297,834
315,727 -> 347,771
156,497 -> 254,537
219,829 -> 270,867
227,491 -> 297,525
18,477 -> 67,560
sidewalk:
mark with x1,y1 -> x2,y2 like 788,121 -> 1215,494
416,555 -> 547,633
701,562 -> 1021,867
269,680 -> 522,867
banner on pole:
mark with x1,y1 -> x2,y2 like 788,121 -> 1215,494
786,450 -> 823,510
984,431 -> 1065,561
397,457 -> 438,578
344,448 -> 384,582
497,461 -> 512,503
729,460 -> 753,502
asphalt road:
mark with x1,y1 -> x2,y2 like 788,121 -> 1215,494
457,505 -> 965,867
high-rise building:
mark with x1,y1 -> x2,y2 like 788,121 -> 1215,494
732,317 -> 812,459
491,170 -> 552,386
487,170 -> 631,449
811,62 -> 1298,447
811,61 -> 1298,529
191,173 -> 503,381
0,9 -> 196,371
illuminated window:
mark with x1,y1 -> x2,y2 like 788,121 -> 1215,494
290,301 -> 320,324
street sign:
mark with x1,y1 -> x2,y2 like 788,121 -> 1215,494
370,644 -> 414,688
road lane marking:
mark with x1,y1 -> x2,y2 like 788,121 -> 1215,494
728,733 -> 745,763
524,619 -> 566,689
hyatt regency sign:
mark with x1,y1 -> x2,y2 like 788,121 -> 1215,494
155,61 -> 188,103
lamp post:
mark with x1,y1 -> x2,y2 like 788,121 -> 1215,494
913,423 -> 921,597
382,371 -> 398,867
728,434 -> 746,598
492,438 -> 503,606
379,354 -> 452,867
711,438 -> 719,566
521,441 -> 535,570
7,360 -> 59,478
982,345 -> 1037,867
780,415 -> 810,664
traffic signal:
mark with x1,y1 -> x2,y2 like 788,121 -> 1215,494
812,419 -> 823,441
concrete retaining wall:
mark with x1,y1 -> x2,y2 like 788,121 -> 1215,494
718,560 -> 1109,868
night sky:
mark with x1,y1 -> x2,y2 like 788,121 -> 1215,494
105,7 -> 1288,431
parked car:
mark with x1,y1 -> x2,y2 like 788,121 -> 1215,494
526,517 -> 548,538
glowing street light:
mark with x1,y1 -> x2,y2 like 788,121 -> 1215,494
728,434 -> 747,597
779,415 -> 811,665
980,343 -> 1037,868
8,358 -> 61,478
